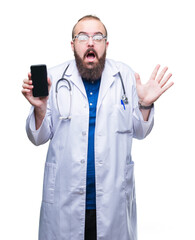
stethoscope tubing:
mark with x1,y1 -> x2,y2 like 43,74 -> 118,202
55,63 -> 128,120
55,64 -> 72,120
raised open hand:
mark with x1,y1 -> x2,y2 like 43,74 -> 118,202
135,65 -> 174,106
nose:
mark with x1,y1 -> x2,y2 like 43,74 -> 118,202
87,36 -> 94,47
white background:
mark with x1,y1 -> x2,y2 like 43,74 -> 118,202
0,0 -> 194,239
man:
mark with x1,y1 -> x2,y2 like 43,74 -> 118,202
22,15 -> 173,240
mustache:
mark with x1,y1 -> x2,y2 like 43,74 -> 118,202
74,48 -> 106,81
84,48 -> 98,58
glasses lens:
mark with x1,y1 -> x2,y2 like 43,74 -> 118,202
77,34 -> 89,41
93,34 -> 104,41
75,34 -> 106,43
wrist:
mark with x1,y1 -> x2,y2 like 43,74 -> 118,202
34,105 -> 47,119
138,102 -> 154,110
34,106 -> 47,130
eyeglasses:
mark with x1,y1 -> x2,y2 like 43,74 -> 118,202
73,33 -> 107,43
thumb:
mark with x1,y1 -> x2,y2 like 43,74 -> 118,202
48,77 -> 52,86
48,77 -> 52,92
134,73 -> 141,85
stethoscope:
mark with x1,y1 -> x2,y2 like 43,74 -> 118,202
55,64 -> 72,120
55,64 -> 128,120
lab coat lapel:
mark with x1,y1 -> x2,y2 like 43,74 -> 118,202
64,59 -> 119,102
97,60 -> 119,111
65,60 -> 87,98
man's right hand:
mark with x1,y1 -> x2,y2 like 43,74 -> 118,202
22,73 -> 52,130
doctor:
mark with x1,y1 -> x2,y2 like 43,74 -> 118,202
22,15 -> 174,240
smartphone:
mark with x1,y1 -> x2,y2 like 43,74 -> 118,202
30,64 -> 48,97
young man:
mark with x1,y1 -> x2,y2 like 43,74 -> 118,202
22,15 -> 173,240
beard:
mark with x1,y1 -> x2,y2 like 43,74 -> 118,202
74,48 -> 106,81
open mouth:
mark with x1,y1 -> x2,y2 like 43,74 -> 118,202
85,50 -> 97,62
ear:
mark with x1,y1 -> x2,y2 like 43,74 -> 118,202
106,41 -> 109,50
71,41 -> 74,51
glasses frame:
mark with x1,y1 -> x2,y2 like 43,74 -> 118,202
73,33 -> 107,43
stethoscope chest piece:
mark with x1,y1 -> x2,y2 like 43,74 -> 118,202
121,94 -> 128,104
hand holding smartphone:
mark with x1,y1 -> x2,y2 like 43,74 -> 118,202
30,64 -> 48,97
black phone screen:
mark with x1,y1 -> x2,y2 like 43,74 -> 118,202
30,64 -> 48,97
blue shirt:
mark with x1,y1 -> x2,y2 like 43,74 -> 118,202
83,78 -> 101,209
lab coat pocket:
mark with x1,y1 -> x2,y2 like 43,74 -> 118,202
113,104 -> 133,134
42,162 -> 57,204
125,159 -> 135,203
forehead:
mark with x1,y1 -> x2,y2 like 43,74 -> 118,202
74,19 -> 106,35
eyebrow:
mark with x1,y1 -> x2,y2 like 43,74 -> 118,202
77,31 -> 104,35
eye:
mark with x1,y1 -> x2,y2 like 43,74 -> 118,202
77,34 -> 88,41
93,34 -> 103,41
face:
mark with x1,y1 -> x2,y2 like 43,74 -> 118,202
71,19 -> 109,80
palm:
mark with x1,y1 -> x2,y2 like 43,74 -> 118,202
135,65 -> 174,106
26,91 -> 48,108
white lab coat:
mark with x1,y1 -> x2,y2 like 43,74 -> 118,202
26,59 -> 154,240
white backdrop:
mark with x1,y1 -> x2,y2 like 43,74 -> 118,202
0,0 -> 194,239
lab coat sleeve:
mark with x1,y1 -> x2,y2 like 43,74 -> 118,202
131,74 -> 154,140
26,70 -> 54,146
133,105 -> 154,139
26,94 -> 53,146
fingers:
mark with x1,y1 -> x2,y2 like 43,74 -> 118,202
22,75 -> 52,97
48,77 -> 52,87
47,77 -> 52,92
161,81 -> 174,94
151,65 -> 173,88
135,73 -> 141,85
28,72 -> 32,80
156,66 -> 168,83
150,64 -> 160,80
22,76 -> 33,95
160,70 -> 174,94
160,72 -> 172,88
